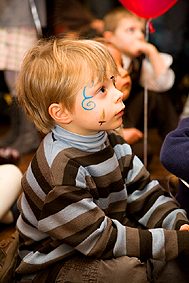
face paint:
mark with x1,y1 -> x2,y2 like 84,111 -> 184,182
81,83 -> 96,110
99,109 -> 106,126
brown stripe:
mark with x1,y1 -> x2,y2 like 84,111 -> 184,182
36,141 -> 53,187
139,229 -> 152,261
164,230 -> 178,261
127,185 -> 166,219
126,226 -> 140,258
22,175 -> 44,210
40,186 -> 92,218
31,153 -> 52,194
49,206 -> 104,240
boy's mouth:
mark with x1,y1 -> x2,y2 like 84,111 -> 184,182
124,82 -> 130,89
116,106 -> 125,117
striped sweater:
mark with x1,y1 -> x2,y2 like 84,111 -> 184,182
16,125 -> 189,275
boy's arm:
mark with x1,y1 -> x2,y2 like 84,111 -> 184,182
38,183 -> 189,263
139,42 -> 166,78
131,40 -> 175,91
125,154 -> 188,230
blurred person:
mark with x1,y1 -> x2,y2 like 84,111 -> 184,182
149,0 -> 189,114
94,37 -> 151,162
0,0 -> 47,163
0,164 -> 22,228
47,0 -> 104,39
103,6 -> 179,162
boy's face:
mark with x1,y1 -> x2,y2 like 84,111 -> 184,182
107,16 -> 146,58
107,45 -> 132,101
67,73 -> 125,136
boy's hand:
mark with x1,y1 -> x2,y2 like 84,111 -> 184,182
132,40 -> 167,78
122,128 -> 143,145
180,224 -> 189,231
133,40 -> 156,57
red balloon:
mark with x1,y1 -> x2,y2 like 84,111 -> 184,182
118,0 -> 178,19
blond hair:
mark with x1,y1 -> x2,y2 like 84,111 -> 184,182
103,6 -> 145,33
17,37 -> 118,134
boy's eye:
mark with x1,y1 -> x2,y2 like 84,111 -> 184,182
126,28 -> 134,34
98,86 -> 106,93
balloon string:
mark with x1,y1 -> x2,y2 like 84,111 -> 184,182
143,19 -> 150,167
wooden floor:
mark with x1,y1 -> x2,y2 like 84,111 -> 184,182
0,118 -> 177,241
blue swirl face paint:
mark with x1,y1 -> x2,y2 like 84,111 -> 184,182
81,83 -> 96,110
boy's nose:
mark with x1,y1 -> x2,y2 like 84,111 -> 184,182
137,30 -> 145,40
120,67 -> 129,78
115,88 -> 123,101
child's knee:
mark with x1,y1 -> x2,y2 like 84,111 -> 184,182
98,256 -> 149,283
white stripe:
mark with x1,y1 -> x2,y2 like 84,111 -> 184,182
38,198 -> 96,232
26,163 -> 46,202
86,154 -> 119,177
127,180 -> 159,203
17,215 -> 48,241
75,166 -> 87,188
23,243 -> 74,265
76,217 -> 108,255
139,195 -> 175,227
95,187 -> 127,210
149,228 -> 165,260
162,209 -> 187,230
21,194 -> 38,226
126,155 -> 144,184
113,219 -> 126,257
114,143 -> 132,160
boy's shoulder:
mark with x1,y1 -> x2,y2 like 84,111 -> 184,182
36,130 -> 131,168
107,129 -> 126,145
107,130 -> 133,157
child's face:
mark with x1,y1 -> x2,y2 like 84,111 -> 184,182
107,45 -> 131,101
68,73 -> 125,136
109,17 -> 146,57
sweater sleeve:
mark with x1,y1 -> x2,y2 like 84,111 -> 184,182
38,182 -> 189,263
160,117 -> 189,182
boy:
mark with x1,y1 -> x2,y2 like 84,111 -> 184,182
103,7 -> 178,156
16,38 -> 189,282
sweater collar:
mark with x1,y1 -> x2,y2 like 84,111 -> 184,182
52,125 -> 107,152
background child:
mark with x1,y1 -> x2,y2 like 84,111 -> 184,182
16,37 -> 189,282
94,37 -> 154,163
103,6 -> 179,162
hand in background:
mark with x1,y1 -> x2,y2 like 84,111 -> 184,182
180,224 -> 189,231
122,128 -> 143,145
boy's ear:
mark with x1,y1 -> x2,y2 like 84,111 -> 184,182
103,31 -> 114,42
48,103 -> 72,124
